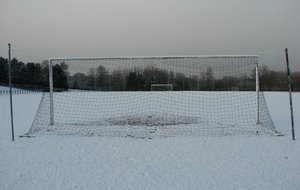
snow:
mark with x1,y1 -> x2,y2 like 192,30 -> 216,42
0,91 -> 299,190
0,86 -> 18,90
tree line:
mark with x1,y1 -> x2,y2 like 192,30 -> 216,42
259,65 -> 300,91
0,57 -> 68,91
68,65 -> 256,91
1,56 -> 299,91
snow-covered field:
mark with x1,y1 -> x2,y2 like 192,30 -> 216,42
0,87 -> 299,189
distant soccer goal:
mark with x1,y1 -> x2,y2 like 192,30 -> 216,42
25,55 -> 280,138
151,84 -> 173,91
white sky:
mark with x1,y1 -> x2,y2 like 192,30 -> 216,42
1,0 -> 299,71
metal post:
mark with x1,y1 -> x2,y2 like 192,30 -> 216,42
285,48 -> 295,140
256,60 -> 259,124
49,59 -> 54,125
8,43 -> 15,141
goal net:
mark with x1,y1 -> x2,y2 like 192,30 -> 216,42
25,56 -> 280,138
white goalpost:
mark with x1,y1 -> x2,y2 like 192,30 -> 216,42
25,55 -> 280,138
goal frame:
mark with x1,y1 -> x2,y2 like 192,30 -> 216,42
48,56 -> 261,127
151,84 -> 173,91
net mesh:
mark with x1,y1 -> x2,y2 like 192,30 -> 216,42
25,56 -> 279,138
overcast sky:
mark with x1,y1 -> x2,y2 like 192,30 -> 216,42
1,0 -> 299,71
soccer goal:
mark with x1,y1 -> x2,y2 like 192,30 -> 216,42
151,84 -> 173,91
25,55 -> 280,138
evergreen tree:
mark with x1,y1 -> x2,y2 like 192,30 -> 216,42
0,57 -> 9,83
22,62 -> 36,85
53,63 -> 68,90
11,58 -> 25,84
96,65 -> 108,90
204,66 -> 214,90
